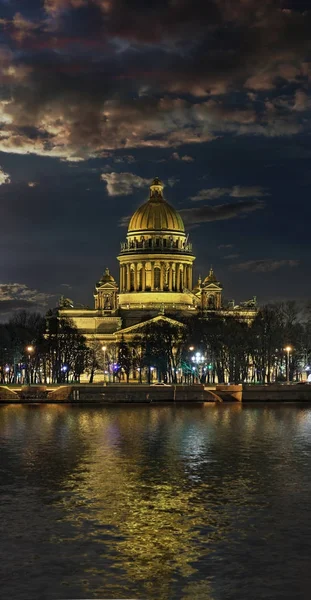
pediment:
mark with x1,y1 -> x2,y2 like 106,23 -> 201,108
117,314 -> 186,335
202,283 -> 222,291
96,282 -> 118,291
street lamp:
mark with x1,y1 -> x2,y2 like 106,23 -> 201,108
26,345 -> 34,385
102,346 -> 107,382
61,365 -> 68,382
284,346 -> 292,384
191,351 -> 204,383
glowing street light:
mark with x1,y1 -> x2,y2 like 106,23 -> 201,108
26,345 -> 34,385
284,346 -> 292,384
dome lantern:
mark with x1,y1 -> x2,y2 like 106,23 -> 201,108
149,177 -> 164,200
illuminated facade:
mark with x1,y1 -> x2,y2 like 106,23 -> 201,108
60,177 -> 257,349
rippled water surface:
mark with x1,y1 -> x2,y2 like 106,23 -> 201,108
1,403 -> 311,599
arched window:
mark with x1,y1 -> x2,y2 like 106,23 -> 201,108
208,295 -> 215,309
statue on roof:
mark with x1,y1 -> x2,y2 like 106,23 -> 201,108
58,295 -> 74,309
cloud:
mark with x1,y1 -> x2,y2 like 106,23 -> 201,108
101,172 -> 150,196
113,155 -> 136,164
119,214 -> 131,227
0,283 -> 53,315
230,259 -> 300,273
224,254 -> 240,260
27,181 -> 38,187
167,177 -> 179,187
44,0 -> 86,15
191,186 -> 269,201
0,166 -> 11,185
171,152 -> 194,162
180,199 -> 265,225
218,244 -> 234,249
11,12 -> 39,42
0,1 -> 308,160
293,89 -> 311,111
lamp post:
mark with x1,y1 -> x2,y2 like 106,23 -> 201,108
61,364 -> 68,383
191,351 -> 204,383
284,346 -> 292,384
26,345 -> 34,385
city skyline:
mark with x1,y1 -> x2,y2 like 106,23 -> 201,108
0,0 -> 310,319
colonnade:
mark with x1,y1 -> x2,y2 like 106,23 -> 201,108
120,261 -> 193,293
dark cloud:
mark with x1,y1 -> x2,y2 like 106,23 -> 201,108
101,172 -> 150,195
191,185 -> 269,201
230,259 -> 299,273
0,166 -> 11,185
0,0 -> 309,159
0,283 -> 53,319
180,199 -> 265,225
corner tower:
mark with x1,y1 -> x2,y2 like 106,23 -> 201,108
117,178 -> 196,311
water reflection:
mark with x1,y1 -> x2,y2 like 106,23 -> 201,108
1,404 -> 311,599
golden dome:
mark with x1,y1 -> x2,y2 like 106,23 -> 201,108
128,177 -> 185,233
96,268 -> 117,287
202,267 -> 222,287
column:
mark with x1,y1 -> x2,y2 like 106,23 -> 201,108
160,262 -> 164,291
151,262 -> 155,291
142,263 -> 146,292
186,265 -> 190,290
185,265 -> 189,290
168,264 -> 173,291
188,265 -> 192,290
121,265 -> 124,292
134,263 -> 138,291
126,264 -> 130,292
176,263 -> 180,292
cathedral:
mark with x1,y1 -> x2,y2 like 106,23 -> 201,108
59,177 -> 257,346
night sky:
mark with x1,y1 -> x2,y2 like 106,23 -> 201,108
0,0 -> 310,319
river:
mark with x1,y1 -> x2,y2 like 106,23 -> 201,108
1,403 -> 311,599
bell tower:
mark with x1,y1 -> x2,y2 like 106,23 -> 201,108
94,268 -> 118,312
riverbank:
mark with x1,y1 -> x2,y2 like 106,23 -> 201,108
1,383 -> 311,403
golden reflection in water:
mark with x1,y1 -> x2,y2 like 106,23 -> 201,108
3,403 -> 309,599
50,407 -> 227,599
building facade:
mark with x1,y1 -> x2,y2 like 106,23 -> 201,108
59,177 -> 257,356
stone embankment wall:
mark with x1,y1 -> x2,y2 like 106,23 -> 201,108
0,384 -> 214,403
68,385 -> 210,403
242,384 -> 311,402
1,383 -> 311,403
0,386 -> 20,401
